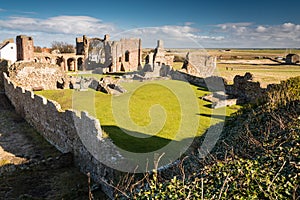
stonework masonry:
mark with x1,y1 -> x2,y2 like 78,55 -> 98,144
76,35 -> 142,73
8,62 -> 69,90
182,52 -> 216,77
3,73 -> 127,198
16,35 -> 34,62
0,60 -> 10,92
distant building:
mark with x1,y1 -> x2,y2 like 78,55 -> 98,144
76,34 -> 142,72
286,54 -> 300,64
16,35 -> 34,61
0,39 -> 17,64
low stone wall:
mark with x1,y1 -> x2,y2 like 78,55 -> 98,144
171,70 -> 226,91
3,72 -> 125,199
8,62 -> 69,90
225,72 -> 266,104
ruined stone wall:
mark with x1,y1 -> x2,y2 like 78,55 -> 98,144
225,72 -> 266,104
182,52 -> 216,78
171,70 -> 207,87
112,38 -> 141,72
0,60 -> 10,92
16,35 -> 34,61
3,73 -> 126,198
8,62 -> 68,90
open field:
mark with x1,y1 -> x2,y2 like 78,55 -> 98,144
169,49 -> 300,87
217,63 -> 300,87
36,80 -> 239,153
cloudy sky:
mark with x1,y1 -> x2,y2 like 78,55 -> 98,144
0,0 -> 300,48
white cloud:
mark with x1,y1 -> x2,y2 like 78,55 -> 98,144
282,22 -> 295,30
0,16 -> 117,35
256,26 -> 267,33
211,21 -> 300,48
215,22 -> 252,30
184,22 -> 194,26
0,15 -> 299,48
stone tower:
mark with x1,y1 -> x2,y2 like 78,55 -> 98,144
16,35 -> 34,61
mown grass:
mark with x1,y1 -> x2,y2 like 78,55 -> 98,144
36,80 -> 239,153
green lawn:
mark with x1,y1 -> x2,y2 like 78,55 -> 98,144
36,80 -> 239,152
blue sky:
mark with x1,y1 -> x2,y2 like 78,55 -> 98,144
0,0 -> 300,48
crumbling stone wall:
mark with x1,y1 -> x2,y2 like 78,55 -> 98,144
106,38 -> 142,72
225,72 -> 266,104
8,62 -> 69,90
3,73 -> 126,198
76,35 -> 142,73
172,71 -> 265,105
16,35 -> 34,62
0,60 -> 10,92
182,52 -> 216,77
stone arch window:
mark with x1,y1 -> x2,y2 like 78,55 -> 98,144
120,63 -> 125,72
77,58 -> 83,71
125,50 -> 130,62
45,56 -> 51,63
67,58 -> 76,71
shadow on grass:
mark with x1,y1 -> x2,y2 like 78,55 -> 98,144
197,113 -> 226,120
203,104 -> 213,108
197,86 -> 209,91
102,125 -> 173,153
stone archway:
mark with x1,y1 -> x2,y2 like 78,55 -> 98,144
67,58 -> 76,71
56,56 -> 65,71
77,57 -> 83,71
45,56 -> 51,63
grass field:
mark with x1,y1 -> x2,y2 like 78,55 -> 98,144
172,61 -> 300,87
36,80 -> 239,152
217,63 -> 300,86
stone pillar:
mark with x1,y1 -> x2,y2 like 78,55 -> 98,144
64,59 -> 68,71
74,58 -> 77,72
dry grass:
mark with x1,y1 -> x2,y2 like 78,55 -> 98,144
216,63 -> 300,87
170,49 -> 300,88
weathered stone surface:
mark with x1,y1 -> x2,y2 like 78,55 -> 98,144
16,35 -> 34,62
181,52 -> 216,77
96,76 -> 126,95
8,62 -> 69,90
226,72 -> 265,104
0,60 -> 10,92
3,74 -> 126,198
202,92 -> 237,108
76,35 -> 142,73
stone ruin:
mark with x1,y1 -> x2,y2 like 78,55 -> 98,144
8,62 -> 69,91
16,35 -> 34,62
226,72 -> 265,104
69,76 -> 126,95
181,52 -> 217,77
200,72 -> 266,108
122,40 -> 174,81
76,34 -> 142,73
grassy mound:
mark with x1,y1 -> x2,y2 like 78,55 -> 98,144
132,77 -> 300,199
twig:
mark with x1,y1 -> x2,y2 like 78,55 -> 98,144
201,177 -> 204,200
154,152 -> 165,171
87,172 -> 94,200
99,177 -> 130,199
218,173 -> 230,200
180,156 -> 188,183
267,160 -> 287,192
